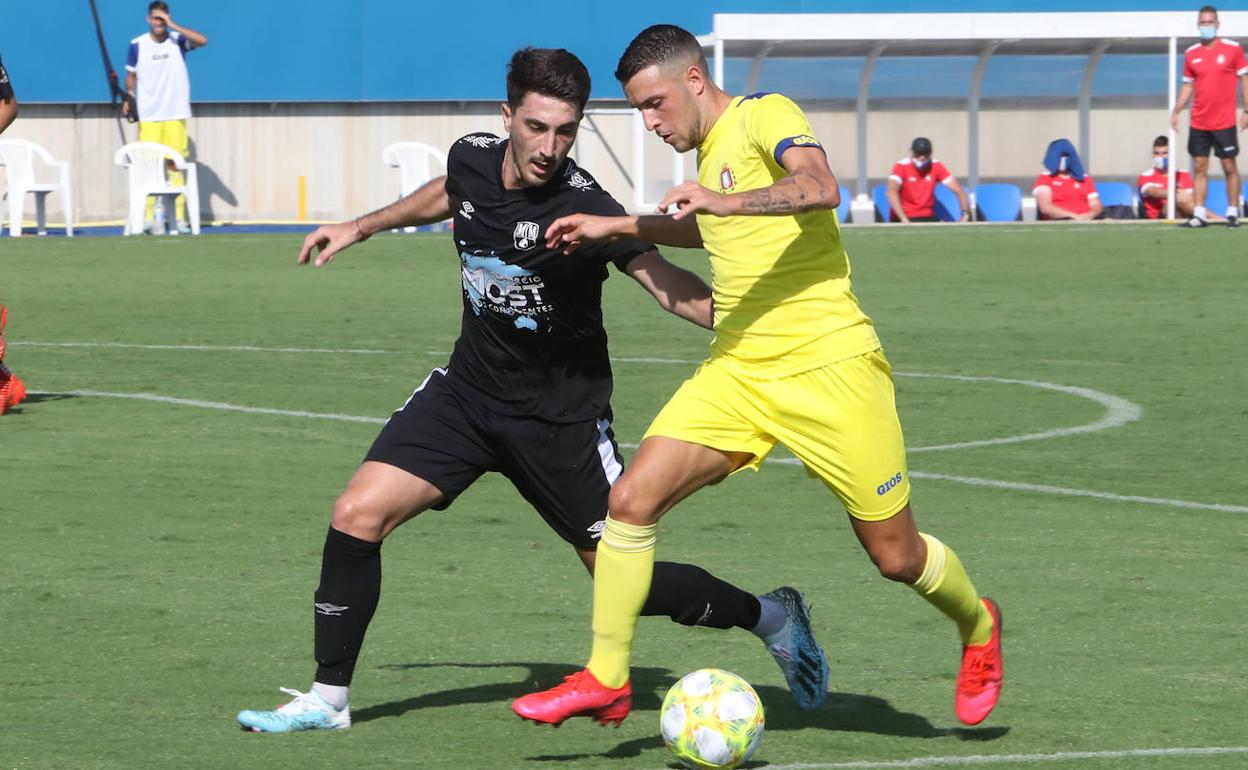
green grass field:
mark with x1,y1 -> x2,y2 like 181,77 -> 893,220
2,224 -> 1245,770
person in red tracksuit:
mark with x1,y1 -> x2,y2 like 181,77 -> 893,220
1170,5 -> 1248,227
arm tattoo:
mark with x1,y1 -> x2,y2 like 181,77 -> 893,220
737,174 -> 830,215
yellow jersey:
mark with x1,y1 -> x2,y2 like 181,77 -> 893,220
696,93 -> 879,378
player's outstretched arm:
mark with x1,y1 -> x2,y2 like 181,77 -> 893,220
624,250 -> 714,329
545,211 -> 703,253
297,175 -> 452,266
660,146 -> 840,219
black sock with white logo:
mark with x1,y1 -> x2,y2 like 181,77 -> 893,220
313,526 -> 382,686
643,561 -> 761,630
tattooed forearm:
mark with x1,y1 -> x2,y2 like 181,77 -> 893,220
735,174 -> 833,215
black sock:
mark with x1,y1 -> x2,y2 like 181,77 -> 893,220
642,561 -> 761,630
313,526 -> 382,686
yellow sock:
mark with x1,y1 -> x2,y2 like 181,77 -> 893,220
586,516 -> 656,688
910,532 -> 993,646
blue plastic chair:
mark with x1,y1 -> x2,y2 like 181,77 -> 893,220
1205,179 -> 1229,215
1096,181 -> 1135,209
836,184 -> 852,224
871,184 -> 891,222
973,184 -> 1023,222
933,183 -> 962,222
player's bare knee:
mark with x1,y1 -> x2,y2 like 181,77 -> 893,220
868,547 -> 924,584
607,480 -> 661,526
331,493 -> 387,542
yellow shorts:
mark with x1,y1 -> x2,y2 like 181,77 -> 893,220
138,119 -> 188,157
644,348 -> 911,521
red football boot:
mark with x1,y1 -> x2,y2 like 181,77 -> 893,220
0,366 -> 25,416
0,304 -> 8,362
512,668 -> 631,727
955,597 -> 1003,725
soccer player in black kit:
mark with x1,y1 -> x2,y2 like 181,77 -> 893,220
237,48 -> 829,733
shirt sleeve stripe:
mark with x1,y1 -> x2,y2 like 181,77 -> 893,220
773,136 -> 825,165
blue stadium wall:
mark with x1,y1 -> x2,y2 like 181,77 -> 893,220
4,0 -> 1243,103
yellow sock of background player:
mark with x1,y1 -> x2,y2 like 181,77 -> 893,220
586,516 -> 657,688
911,532 -> 994,646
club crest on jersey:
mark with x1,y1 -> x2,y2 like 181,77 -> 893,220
513,221 -> 540,250
567,170 -> 595,190
720,164 -> 736,192
1218,53 -> 1226,65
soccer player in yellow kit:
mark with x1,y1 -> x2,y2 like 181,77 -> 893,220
513,24 -> 1003,728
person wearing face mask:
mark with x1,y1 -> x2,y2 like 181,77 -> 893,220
1170,5 -> 1248,228
885,137 -> 970,223
1034,139 -> 1102,221
123,1 -> 208,234
1138,135 -> 1196,220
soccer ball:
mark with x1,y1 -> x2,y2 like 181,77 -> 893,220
660,668 -> 765,769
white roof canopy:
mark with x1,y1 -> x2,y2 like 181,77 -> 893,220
700,11 -> 1248,218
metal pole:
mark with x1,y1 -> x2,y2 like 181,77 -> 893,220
1079,42 -> 1111,169
856,43 -> 887,199
969,42 -> 1000,192
1168,36 -> 1177,220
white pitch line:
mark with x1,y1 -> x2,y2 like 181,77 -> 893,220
31,390 -> 387,425
898,373 -> 1141,453
753,745 -> 1248,769
29,388 -> 1234,514
12,341 -> 391,355
907,471 -> 1248,514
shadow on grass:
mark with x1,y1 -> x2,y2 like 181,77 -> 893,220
4,391 -> 79,415
358,661 -> 1008,763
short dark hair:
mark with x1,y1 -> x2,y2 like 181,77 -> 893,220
615,24 -> 708,84
1199,5 -> 1218,18
149,1 -> 169,13
505,48 -> 591,114
1153,134 -> 1169,148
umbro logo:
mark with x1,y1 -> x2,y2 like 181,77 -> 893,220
462,135 -> 503,148
315,602 -> 349,616
587,520 -> 606,539
459,201 -> 474,220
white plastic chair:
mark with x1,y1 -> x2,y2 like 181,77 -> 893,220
382,142 -> 447,232
113,141 -> 200,236
0,139 -> 74,237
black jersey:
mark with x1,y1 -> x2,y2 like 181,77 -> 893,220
442,133 -> 653,423
0,53 -> 13,101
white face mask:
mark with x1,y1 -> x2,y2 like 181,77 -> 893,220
1153,156 -> 1169,171
1058,156 -> 1069,172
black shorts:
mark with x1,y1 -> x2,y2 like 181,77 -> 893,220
363,368 -> 622,549
1189,127 -> 1239,159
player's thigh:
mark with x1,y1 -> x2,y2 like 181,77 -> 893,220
137,121 -> 161,144
1189,129 -> 1214,160
767,349 -> 910,521
1212,127 -> 1239,160
161,119 -> 189,157
498,413 -> 622,549
643,361 -> 775,475
611,436 -> 750,524
334,460 -> 446,541
359,368 -> 494,524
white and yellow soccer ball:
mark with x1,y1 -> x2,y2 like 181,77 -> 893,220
660,668 -> 765,769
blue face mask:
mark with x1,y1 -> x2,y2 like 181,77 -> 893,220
1153,156 -> 1169,171
914,158 -> 931,171
1199,25 -> 1217,41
